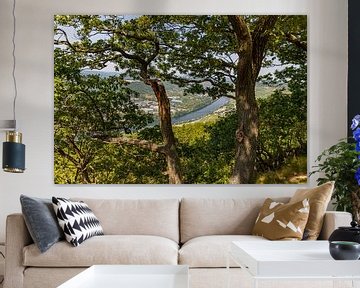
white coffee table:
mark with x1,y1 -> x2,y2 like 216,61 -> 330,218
57,265 -> 189,288
228,241 -> 360,288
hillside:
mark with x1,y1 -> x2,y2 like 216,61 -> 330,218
81,70 -> 276,120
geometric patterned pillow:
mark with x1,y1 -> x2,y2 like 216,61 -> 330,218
252,198 -> 310,240
52,197 -> 104,247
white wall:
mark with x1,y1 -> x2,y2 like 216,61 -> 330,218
0,0 -> 348,242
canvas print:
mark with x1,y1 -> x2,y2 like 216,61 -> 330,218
54,15 -> 307,184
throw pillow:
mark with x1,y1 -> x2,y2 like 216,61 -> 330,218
20,195 -> 64,253
52,197 -> 104,247
289,181 -> 334,240
252,198 -> 310,240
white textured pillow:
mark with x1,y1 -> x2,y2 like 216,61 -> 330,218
52,197 -> 103,247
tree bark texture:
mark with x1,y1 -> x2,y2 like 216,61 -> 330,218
228,15 -> 278,184
149,79 -> 183,184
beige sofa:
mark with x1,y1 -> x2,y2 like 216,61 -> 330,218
4,198 -> 352,288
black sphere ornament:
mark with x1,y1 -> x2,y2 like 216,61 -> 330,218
351,220 -> 359,228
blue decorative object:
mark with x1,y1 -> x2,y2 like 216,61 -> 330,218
351,115 -> 360,185
351,115 -> 360,130
353,128 -> 360,142
356,142 -> 360,152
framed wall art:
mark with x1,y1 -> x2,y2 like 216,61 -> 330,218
54,15 -> 307,184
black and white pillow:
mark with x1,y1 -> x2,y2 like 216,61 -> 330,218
52,197 -> 104,247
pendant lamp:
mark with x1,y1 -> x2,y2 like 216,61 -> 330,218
1,0 -> 26,173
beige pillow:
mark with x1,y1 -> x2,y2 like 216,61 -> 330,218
252,198 -> 310,240
289,181 -> 334,240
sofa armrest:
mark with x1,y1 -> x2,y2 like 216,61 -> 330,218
318,211 -> 352,240
4,213 -> 33,288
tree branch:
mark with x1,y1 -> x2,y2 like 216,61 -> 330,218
55,146 -> 79,166
54,28 -> 78,51
228,15 -> 252,55
160,42 -> 236,70
251,16 -> 278,80
110,45 -> 147,66
55,28 -> 112,54
146,40 -> 160,65
55,28 -> 150,67
78,89 -> 107,131
67,137 -> 84,159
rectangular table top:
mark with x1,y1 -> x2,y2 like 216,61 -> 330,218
58,265 -> 189,288
231,240 -> 360,278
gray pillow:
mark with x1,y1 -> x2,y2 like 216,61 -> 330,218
20,195 -> 64,253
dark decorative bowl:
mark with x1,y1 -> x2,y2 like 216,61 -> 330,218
329,241 -> 360,260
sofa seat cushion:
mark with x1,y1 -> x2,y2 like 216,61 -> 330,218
180,198 -> 289,243
23,235 -> 179,267
179,235 -> 267,268
72,198 -> 180,243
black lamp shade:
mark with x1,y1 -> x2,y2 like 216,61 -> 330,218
3,141 -> 25,173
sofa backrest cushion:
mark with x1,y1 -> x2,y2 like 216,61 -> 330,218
72,198 -> 180,243
180,198 -> 289,243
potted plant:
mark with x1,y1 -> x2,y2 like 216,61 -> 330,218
310,115 -> 360,222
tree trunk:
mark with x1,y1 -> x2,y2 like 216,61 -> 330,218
228,15 -> 277,184
230,80 -> 258,184
228,16 -> 258,184
149,79 -> 182,184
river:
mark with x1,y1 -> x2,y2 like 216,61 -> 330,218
171,96 -> 230,124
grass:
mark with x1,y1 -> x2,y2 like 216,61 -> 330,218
256,156 -> 307,184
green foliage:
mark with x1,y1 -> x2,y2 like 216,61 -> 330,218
257,156 -> 307,184
171,103 -> 306,184
255,15 -> 307,174
257,90 -> 306,172
54,90 -> 307,184
153,15 -> 306,101
54,47 -> 155,183
174,116 -> 235,184
310,140 -> 360,212
152,15 -> 237,99
55,139 -> 167,184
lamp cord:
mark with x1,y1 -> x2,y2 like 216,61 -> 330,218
0,251 -> 3,284
11,0 -> 17,125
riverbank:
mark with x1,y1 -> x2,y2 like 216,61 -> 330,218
172,96 -> 231,124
